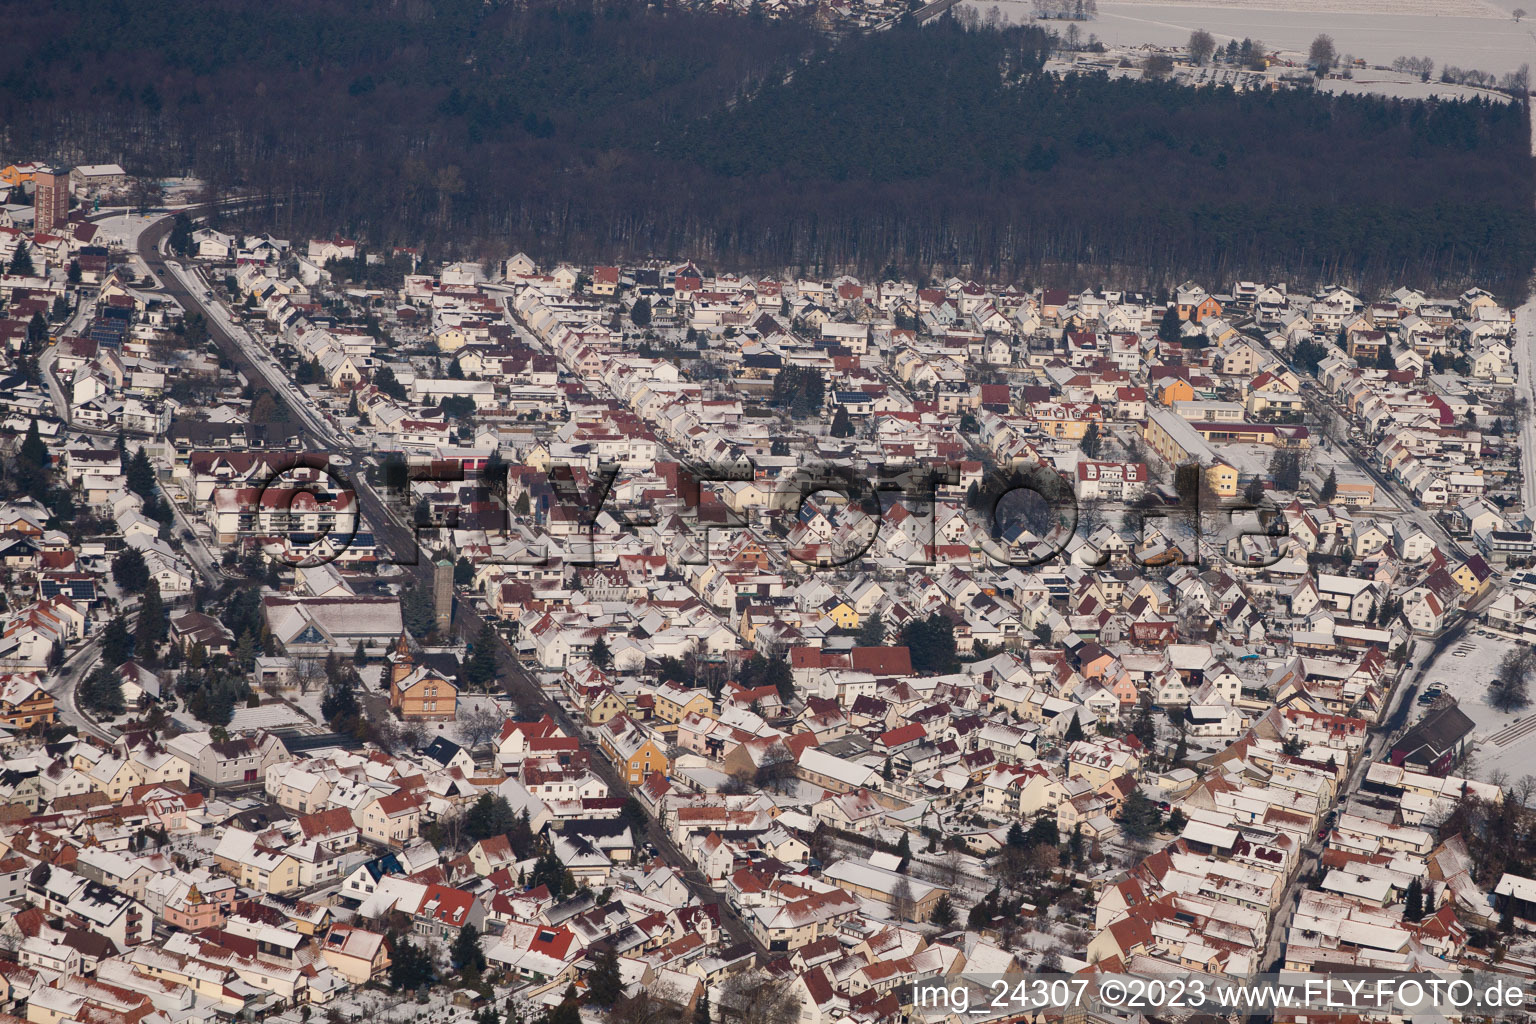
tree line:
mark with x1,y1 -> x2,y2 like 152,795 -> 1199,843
1,0 -> 1530,296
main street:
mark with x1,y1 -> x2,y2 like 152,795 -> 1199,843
1247,326 -> 1503,971
132,212 -> 762,953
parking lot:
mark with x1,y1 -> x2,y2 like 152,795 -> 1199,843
1419,628 -> 1536,785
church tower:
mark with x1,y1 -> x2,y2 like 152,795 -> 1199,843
390,631 -> 416,687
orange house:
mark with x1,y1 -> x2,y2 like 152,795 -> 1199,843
599,714 -> 670,784
616,735 -> 669,785
1157,379 -> 1195,406
1179,295 -> 1223,322
0,164 -> 40,188
387,632 -> 458,721
0,676 -> 55,729
1109,669 -> 1140,706
390,667 -> 458,721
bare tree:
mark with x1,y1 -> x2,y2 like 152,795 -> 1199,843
297,657 -> 327,694
609,994 -> 675,1024
890,877 -> 917,921
371,716 -> 405,754
754,741 -> 798,793
1514,775 -> 1536,811
719,972 -> 801,1024
1028,842 -> 1060,880
1391,56 -> 1435,77
429,809 -> 466,854
996,845 -> 1031,894
1187,29 -> 1216,66
1515,7 -> 1527,21
1309,34 -> 1337,76
1142,53 -> 1175,80
399,719 -> 428,750
1078,496 -> 1106,534
937,849 -> 967,887
458,702 -> 503,750
128,177 -> 166,215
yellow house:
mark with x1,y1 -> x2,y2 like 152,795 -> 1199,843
86,757 -> 144,803
321,925 -> 390,985
652,682 -> 714,725
241,849 -> 300,894
434,326 -> 467,352
1206,320 -> 1239,345
724,479 -> 773,513
584,687 -> 628,725
1450,556 -> 1494,598
739,607 -> 768,643
1206,460 -> 1239,498
822,600 -> 859,630
1035,409 -> 1093,440
592,267 -> 620,296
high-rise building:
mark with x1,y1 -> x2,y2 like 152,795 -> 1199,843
33,167 -> 68,235
433,558 -> 454,636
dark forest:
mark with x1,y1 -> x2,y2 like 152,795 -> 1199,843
2,0 -> 1532,296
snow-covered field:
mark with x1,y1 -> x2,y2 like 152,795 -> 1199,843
1421,632 -> 1536,785
1104,0 -> 1502,15
1315,73 -> 1512,102
971,0 -> 1535,75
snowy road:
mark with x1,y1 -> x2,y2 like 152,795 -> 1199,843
1517,291 -> 1536,513
1517,104 -> 1536,513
